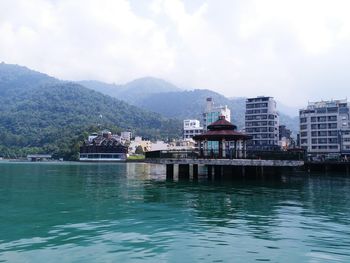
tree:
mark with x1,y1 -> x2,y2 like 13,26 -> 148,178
135,145 -> 144,155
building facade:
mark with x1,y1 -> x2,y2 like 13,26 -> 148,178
202,98 -> 231,150
299,99 -> 350,154
79,131 -> 128,161
245,96 -> 280,150
183,119 -> 203,140
121,131 -> 132,142
203,98 -> 231,131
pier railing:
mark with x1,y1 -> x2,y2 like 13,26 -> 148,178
145,149 -> 305,161
306,152 -> 350,163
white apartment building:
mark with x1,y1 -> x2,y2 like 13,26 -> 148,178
121,131 -> 132,142
183,119 -> 203,140
203,97 -> 231,130
299,99 -> 350,154
245,96 -> 279,150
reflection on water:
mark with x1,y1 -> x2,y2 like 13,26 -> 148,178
0,162 -> 350,262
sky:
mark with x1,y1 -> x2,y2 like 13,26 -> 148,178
1,0 -> 350,108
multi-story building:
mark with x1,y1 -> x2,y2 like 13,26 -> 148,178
121,131 -> 132,142
202,98 -> 231,151
203,98 -> 231,130
245,96 -> 279,150
183,119 -> 203,140
299,99 -> 350,154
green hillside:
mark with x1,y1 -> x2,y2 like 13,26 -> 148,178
79,78 -> 299,135
0,63 -> 182,159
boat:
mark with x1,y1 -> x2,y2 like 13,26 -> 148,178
79,130 -> 128,162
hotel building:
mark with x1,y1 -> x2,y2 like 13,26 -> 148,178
183,119 -> 203,140
299,99 -> 350,154
245,96 -> 280,150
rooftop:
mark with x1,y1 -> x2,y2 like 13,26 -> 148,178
193,116 -> 251,141
302,99 -> 348,110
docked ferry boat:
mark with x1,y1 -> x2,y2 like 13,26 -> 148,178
79,131 -> 128,162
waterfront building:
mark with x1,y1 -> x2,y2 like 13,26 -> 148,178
88,133 -> 98,142
183,119 -> 203,140
121,131 -> 132,142
80,131 -> 128,161
150,141 -> 169,151
203,98 -> 231,131
129,136 -> 152,153
27,154 -> 52,162
245,96 -> 280,150
168,139 -> 196,151
299,99 -> 350,154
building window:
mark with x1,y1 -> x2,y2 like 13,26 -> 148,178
328,138 -> 338,143
318,116 -> 327,122
327,107 -> 338,113
318,131 -> 327,136
318,138 -> 327,144
328,123 -> 337,129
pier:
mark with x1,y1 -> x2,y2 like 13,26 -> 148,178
145,150 -> 304,180
144,115 -> 304,180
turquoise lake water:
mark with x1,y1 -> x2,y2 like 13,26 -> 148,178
1,162 -> 350,262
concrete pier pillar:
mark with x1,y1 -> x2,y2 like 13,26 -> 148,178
166,164 -> 174,180
178,164 -> 190,179
207,165 -> 213,180
193,164 -> 199,180
214,165 -> 223,180
241,166 -> 245,177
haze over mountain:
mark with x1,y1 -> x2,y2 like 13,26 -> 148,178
3,1 -> 350,107
79,78 -> 299,135
78,77 -> 181,104
0,63 -> 181,158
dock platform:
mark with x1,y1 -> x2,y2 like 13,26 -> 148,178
145,150 -> 305,180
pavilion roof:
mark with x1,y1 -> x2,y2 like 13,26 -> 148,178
193,115 -> 251,141
207,117 -> 237,130
193,130 -> 252,141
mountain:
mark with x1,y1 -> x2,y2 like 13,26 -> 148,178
78,77 -> 181,104
0,63 -> 58,95
136,90 -> 299,134
0,63 -> 182,159
136,89 -> 246,127
79,78 -> 299,135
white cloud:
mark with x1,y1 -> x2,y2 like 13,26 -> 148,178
1,0 -> 350,107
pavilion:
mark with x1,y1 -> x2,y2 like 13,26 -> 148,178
193,115 -> 252,159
